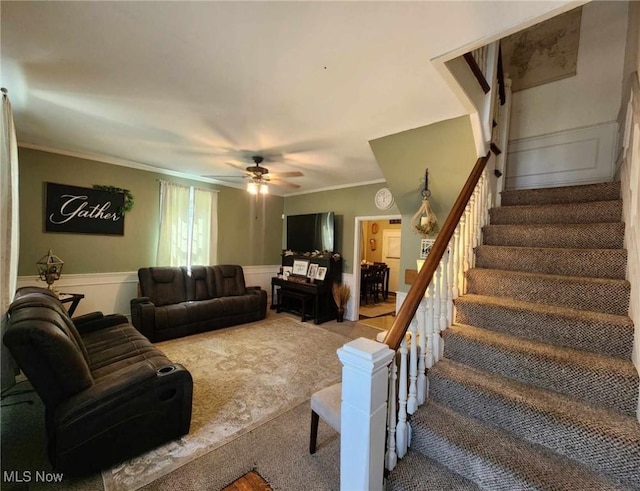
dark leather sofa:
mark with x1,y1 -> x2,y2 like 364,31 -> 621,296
3,287 -> 193,475
131,264 -> 267,342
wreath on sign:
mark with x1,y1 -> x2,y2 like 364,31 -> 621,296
92,185 -> 135,214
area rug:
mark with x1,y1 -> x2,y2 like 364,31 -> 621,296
102,316 -> 350,491
358,315 -> 395,331
359,299 -> 396,318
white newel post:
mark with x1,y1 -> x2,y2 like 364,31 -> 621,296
338,338 -> 395,491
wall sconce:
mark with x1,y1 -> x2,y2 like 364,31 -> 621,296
36,249 -> 64,290
411,168 -> 438,237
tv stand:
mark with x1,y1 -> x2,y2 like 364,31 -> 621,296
272,253 -> 342,324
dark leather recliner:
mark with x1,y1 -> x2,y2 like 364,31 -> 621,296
3,287 -> 193,475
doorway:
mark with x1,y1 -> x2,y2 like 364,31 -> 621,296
352,215 -> 401,327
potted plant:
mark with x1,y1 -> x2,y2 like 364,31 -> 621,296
332,283 -> 351,323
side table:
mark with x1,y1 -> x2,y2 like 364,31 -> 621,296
58,292 -> 85,316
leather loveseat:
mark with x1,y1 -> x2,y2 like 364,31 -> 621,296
3,287 -> 193,475
131,265 -> 267,342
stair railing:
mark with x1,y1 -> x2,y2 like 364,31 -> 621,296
382,152 -> 491,468
337,41 -> 510,491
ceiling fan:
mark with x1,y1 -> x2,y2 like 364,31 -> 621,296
207,155 -> 304,193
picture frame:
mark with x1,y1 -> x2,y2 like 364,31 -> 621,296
292,259 -> 310,276
316,266 -> 327,281
307,263 -> 319,279
420,238 -> 435,259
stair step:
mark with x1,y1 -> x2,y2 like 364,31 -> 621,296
454,294 -> 635,360
466,268 -> 630,315
489,200 -> 622,225
409,400 -> 630,490
443,324 -> 639,415
483,222 -> 625,249
428,360 -> 640,487
386,448 -> 481,491
500,181 -> 621,206
474,245 -> 627,279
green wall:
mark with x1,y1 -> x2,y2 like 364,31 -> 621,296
17,148 -> 284,275
369,116 -> 478,292
282,116 -> 477,280
283,183 -> 400,274
18,115 -> 477,280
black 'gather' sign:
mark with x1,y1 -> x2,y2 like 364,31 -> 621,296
45,182 -> 125,235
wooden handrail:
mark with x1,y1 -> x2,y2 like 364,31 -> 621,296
463,53 -> 490,94
383,153 -> 491,350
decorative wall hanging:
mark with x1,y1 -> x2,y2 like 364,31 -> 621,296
45,182 -> 125,235
92,184 -> 135,214
411,168 -> 438,237
501,7 -> 582,92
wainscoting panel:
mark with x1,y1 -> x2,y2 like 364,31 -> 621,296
17,265 -> 281,320
243,265 -> 280,304
16,272 -> 139,319
506,122 -> 618,189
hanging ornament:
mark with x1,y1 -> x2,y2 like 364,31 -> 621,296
411,168 -> 438,237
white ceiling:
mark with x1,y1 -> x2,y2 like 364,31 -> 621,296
1,1 -> 574,195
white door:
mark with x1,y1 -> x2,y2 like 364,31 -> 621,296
382,229 -> 401,293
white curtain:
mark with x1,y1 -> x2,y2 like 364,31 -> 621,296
1,88 -> 20,389
156,181 -> 218,267
192,187 -> 218,265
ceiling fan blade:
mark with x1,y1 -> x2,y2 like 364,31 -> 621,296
202,175 -> 246,179
268,171 -> 303,178
226,162 -> 252,174
268,178 -> 300,189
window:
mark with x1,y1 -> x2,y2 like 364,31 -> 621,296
156,181 -> 218,269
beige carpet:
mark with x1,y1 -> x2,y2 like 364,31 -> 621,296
101,314 -> 358,491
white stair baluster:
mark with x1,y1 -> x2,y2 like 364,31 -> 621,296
433,263 -> 442,363
396,336 -> 409,458
439,256 -> 448,333
447,240 -> 455,324
417,299 -> 427,405
479,173 -> 487,228
407,319 -> 418,415
426,280 -> 435,369
452,227 -> 460,299
385,358 -> 398,471
458,214 -> 467,295
474,185 -> 482,252
465,203 -> 473,274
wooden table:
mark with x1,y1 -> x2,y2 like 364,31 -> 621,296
58,292 -> 85,316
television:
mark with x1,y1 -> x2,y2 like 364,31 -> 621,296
286,212 -> 335,253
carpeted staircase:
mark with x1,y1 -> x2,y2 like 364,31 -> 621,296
387,181 -> 640,490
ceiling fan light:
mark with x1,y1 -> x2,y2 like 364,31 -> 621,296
247,181 -> 258,195
260,183 -> 269,194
